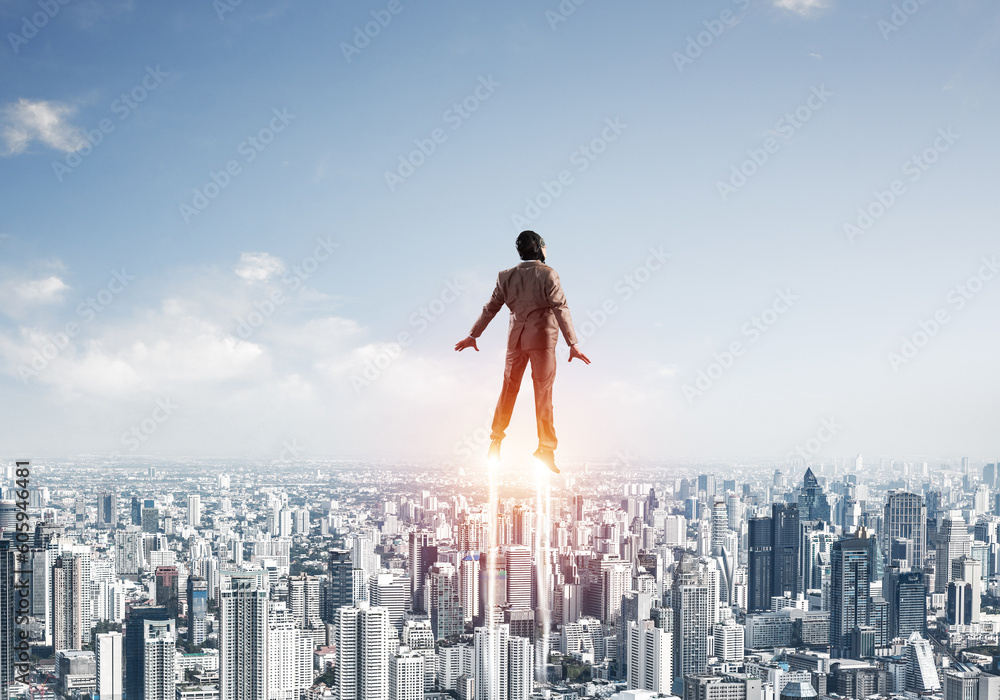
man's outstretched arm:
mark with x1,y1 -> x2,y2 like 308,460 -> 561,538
544,271 -> 590,364
456,277 -> 504,352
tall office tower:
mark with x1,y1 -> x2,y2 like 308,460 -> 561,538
771,503 -> 800,599
142,619 -> 176,700
426,562 -> 462,641
187,495 -> 201,527
507,634 -> 533,700
627,620 -> 672,694
349,531 -> 379,579
131,496 -> 142,526
52,554 -> 83,651
725,493 -> 742,532
268,605 -> 314,700
370,573 -> 409,635
714,619 -> 745,662
335,602 -> 391,700
459,554 -> 480,624
947,556 -> 983,626
142,506 -> 160,533
884,492 -> 927,571
857,528 -> 885,583
187,576 -> 208,645
671,563 -> 711,680
98,491 -> 117,529
936,514 -> 973,593
697,474 -> 716,498
710,499 -> 728,556
326,549 -> 357,621
401,621 -> 436,692
1,540 -> 13,700
904,632 -> 941,692
504,547 -> 532,611
408,531 -> 436,614
885,568 -> 926,640
389,650 -> 424,700
115,528 -> 144,576
801,522 -> 834,592
798,468 -> 831,522
663,515 -> 686,546
747,517 -> 772,612
572,495 -> 587,523
220,571 -> 268,700
602,564 -> 631,631
511,505 -> 533,546
830,536 -> 871,657
124,605 -> 168,700
154,566 -> 179,618
288,574 -> 322,628
474,624 -> 532,700
95,632 -> 123,700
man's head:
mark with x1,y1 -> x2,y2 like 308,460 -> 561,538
516,230 -> 546,263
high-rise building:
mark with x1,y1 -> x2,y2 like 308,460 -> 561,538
288,574 -> 322,629
52,554 -> 83,651
947,556 -> 982,626
459,554 -> 480,624
115,528 -> 144,576
710,499 -> 728,556
884,492 -> 927,571
268,605 -> 314,700
154,566 -> 179,619
389,650 -> 424,700
408,532 -> 436,614
830,536 -> 870,657
936,514 -> 972,593
187,576 -> 208,645
326,549 -> 357,622
504,546 -> 532,611
142,619 -> 175,700
627,619 -> 672,694
335,602 -> 391,700
220,571 -> 268,700
798,468 -> 830,523
95,632 -> 123,700
672,567 -> 711,679
885,568 -> 926,641
904,631 -> 941,692
473,624 -> 533,700
426,562 -> 463,641
370,573 -> 409,634
187,495 -> 201,528
800,522 -> 834,593
124,605 -> 168,700
747,517 -> 772,612
98,491 -> 117,529
771,503 -> 800,600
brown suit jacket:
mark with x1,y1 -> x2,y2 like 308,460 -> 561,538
470,260 -> 578,350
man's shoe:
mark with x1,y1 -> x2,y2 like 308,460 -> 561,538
488,439 -> 502,462
533,448 -> 559,474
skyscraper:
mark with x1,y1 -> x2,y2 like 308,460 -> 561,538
389,650 -> 424,700
220,571 -> 268,700
95,632 -> 123,700
187,576 -> 208,645
747,517 -> 772,612
187,495 -> 201,528
98,491 -> 117,529
288,573 -> 322,629
408,531 -> 436,614
627,619 -> 672,694
885,568 -> 926,641
884,492 -> 927,571
326,549 -> 359,622
369,573 -> 409,635
335,602 -> 391,700
154,566 -> 179,619
710,498 -> 728,556
268,605 -> 314,700
142,619 -> 176,700
771,503 -> 800,600
672,559 -> 712,680
427,562 -> 463,641
798,468 -> 830,522
124,605 -> 169,700
504,546 -> 532,611
830,536 -> 871,657
936,514 -> 972,593
52,554 -> 83,651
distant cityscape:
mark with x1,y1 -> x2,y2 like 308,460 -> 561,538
0,455 -> 998,700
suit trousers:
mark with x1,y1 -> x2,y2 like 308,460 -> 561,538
490,341 -> 557,452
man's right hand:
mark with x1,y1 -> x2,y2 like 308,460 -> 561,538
455,336 -> 479,352
569,344 -> 591,364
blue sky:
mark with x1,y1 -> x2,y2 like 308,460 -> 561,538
1,0 -> 998,465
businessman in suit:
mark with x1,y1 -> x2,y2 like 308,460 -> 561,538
455,231 -> 590,473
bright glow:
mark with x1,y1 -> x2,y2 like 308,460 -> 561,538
534,460 -> 551,686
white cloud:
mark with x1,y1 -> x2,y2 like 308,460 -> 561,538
235,252 -> 286,282
1,99 -> 86,155
774,0 -> 830,16
17,276 -> 69,303
0,273 -> 70,317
